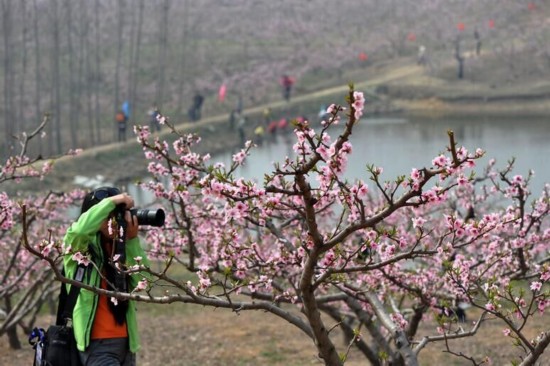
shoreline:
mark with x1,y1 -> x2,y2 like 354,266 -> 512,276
392,98 -> 550,117
8,63 -> 550,196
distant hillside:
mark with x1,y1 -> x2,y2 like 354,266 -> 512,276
1,0 -> 549,159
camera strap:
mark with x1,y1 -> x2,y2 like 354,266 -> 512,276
113,205 -> 128,293
56,263 -> 87,326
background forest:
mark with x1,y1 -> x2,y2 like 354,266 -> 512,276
1,0 -> 550,159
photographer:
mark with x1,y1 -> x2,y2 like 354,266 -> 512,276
63,187 -> 150,366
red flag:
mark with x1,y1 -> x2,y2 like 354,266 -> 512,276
218,84 -> 226,102
488,19 -> 495,29
457,22 -> 465,31
407,32 -> 417,42
358,52 -> 368,61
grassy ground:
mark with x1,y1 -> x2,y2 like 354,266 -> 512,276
3,301 -> 549,366
3,264 -> 549,365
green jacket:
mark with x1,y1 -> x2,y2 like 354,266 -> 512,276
63,198 -> 150,353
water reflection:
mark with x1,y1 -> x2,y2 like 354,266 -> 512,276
218,115 -> 550,195
125,115 -> 548,207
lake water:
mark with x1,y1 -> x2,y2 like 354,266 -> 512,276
129,114 -> 550,205
220,114 -> 550,194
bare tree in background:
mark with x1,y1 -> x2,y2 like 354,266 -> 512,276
155,0 -> 170,111
129,0 -> 144,124
93,0 -> 102,144
114,0 -> 125,140
175,0 -> 193,121
83,3 -> 96,146
0,2 -> 21,341
32,0 -> 42,155
1,0 -> 14,157
74,0 -> 87,149
126,0 -> 136,124
49,0 -> 62,154
18,0 -> 29,138
65,0 -> 77,149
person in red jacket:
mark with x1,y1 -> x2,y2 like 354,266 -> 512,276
280,74 -> 295,102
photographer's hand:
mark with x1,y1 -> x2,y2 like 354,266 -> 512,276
109,193 -> 135,209
125,210 -> 139,239
108,193 -> 138,239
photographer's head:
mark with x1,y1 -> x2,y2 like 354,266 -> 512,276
81,186 -> 121,215
81,186 -> 138,240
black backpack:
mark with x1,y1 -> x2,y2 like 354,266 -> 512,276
29,265 -> 87,366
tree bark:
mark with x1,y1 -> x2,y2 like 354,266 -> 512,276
94,0 -> 102,143
65,0 -> 77,149
296,173 -> 342,366
6,325 -> 21,349
1,0 -> 14,157
50,0 -> 62,154
18,0 -> 28,138
74,0 -> 87,149
175,0 -> 189,120
130,0 -> 144,122
114,0 -> 125,141
321,304 -> 381,366
365,293 -> 418,366
4,298 -> 22,349
83,2 -> 95,146
126,0 -> 136,122
301,269 -> 342,364
155,0 -> 170,110
519,332 -> 550,366
32,0 -> 42,155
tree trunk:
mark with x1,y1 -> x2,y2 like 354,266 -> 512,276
130,0 -> 144,122
366,293 -> 418,366
18,0 -> 28,138
1,0 -> 14,158
51,0 -> 62,154
6,325 -> 21,349
84,2 -> 95,146
301,285 -> 342,365
4,298 -> 21,350
74,0 -> 87,149
299,248 -> 342,365
32,0 -> 42,155
114,0 -> 125,141
126,0 -> 136,122
321,304 -> 381,366
175,0 -> 189,120
94,0 -> 102,143
155,0 -> 170,110
66,0 -> 77,149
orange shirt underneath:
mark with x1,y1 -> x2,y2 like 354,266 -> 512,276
91,277 -> 128,339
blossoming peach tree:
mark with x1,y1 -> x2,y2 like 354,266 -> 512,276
24,88 -> 549,365
0,117 -> 82,349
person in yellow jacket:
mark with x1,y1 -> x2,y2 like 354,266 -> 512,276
63,186 -> 150,366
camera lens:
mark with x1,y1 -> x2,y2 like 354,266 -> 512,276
129,208 -> 165,227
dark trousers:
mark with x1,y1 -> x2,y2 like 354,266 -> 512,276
79,338 -> 135,366
118,126 -> 126,142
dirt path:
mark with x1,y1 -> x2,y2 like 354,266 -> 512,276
11,54 -> 550,196
10,62 -> 423,195
4,304 -> 550,365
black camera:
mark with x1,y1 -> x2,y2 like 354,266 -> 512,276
129,208 -> 165,227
